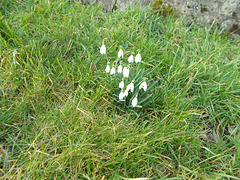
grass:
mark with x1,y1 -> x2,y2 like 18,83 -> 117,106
1,0 -> 240,179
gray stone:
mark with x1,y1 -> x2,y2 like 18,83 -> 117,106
100,0 -> 155,12
115,0 -> 154,10
102,0 -> 116,12
161,0 -> 240,39
221,19 -> 236,34
70,0 -> 240,39
231,32 -> 240,40
69,0 -> 98,4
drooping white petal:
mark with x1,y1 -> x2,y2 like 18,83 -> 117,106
139,81 -> 147,91
105,65 -> 110,73
127,82 -> 134,93
123,67 -> 129,78
100,44 -> 106,54
124,89 -> 128,97
123,67 -> 127,74
132,97 -> 138,107
110,67 -> 116,74
118,49 -> 124,58
117,65 -> 123,73
128,55 -> 134,63
135,53 -> 141,63
119,91 -> 124,100
119,81 -> 124,89
13,50 -> 16,61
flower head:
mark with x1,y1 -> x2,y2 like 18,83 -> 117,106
132,97 -> 138,107
119,91 -> 124,100
127,82 -> 134,93
128,55 -> 134,63
123,67 -> 129,78
105,64 -> 110,73
135,53 -> 141,63
139,81 -> 147,91
100,44 -> 106,55
118,49 -> 124,58
124,89 -> 129,97
110,67 -> 116,75
117,65 -> 123,73
119,80 -> 124,89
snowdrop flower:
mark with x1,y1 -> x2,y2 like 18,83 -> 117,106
132,97 -> 138,107
100,44 -> 106,54
135,53 -> 141,63
123,67 -> 129,78
119,80 -> 124,89
13,50 -> 16,61
127,82 -> 134,93
105,64 -> 110,73
139,81 -> 147,91
117,65 -> 123,73
124,89 -> 128,97
128,55 -> 134,63
119,91 -> 124,100
118,49 -> 124,58
110,67 -> 116,75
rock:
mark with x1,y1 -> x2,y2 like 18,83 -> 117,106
102,0 -> 116,12
115,0 -> 154,10
69,0 -> 240,39
69,0 -> 98,4
161,0 -> 240,39
115,0 -> 240,39
231,32 -> 240,40
100,0 -> 155,12
221,19 -> 236,34
69,0 -> 79,2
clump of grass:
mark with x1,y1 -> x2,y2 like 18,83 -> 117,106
0,0 -> 240,179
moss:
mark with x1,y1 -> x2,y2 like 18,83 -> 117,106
200,6 -> 208,13
112,4 -> 117,12
232,11 -> 237,18
229,24 -> 240,35
150,0 -> 179,19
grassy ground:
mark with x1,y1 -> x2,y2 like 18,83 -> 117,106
1,0 -> 240,179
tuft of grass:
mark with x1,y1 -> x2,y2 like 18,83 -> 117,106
1,0 -> 240,179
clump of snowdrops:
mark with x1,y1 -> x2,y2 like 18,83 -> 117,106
100,42 -> 153,109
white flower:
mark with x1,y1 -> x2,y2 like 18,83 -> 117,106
105,65 -> 110,73
13,50 -> 16,61
110,67 -> 116,74
100,44 -> 106,54
119,80 -> 124,89
127,82 -> 134,93
128,55 -> 134,63
119,91 -> 124,100
135,53 -> 141,63
132,97 -> 138,107
139,81 -> 147,91
124,89 -> 128,97
123,67 -> 129,78
118,49 -> 124,58
117,65 -> 123,73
